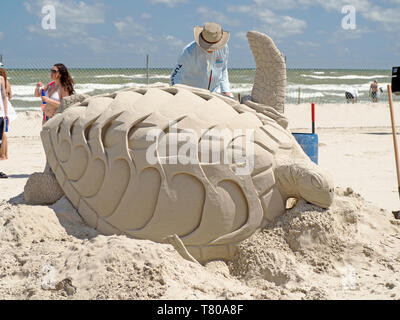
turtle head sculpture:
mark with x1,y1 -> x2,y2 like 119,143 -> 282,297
25,31 -> 334,264
275,158 -> 334,209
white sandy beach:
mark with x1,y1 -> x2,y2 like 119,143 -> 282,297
1,102 -> 400,299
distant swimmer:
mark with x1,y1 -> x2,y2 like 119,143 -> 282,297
345,87 -> 358,103
369,80 -> 379,103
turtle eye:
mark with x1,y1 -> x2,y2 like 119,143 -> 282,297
311,176 -> 322,189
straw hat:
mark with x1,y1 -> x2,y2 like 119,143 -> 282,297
194,22 -> 230,51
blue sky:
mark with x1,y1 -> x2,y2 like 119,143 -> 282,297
0,0 -> 399,69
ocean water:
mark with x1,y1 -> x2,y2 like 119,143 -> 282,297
6,68 -> 398,111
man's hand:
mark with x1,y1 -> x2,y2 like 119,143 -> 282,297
222,92 -> 233,98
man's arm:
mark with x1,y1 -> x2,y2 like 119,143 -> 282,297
220,65 -> 232,96
220,46 -> 232,97
170,48 -> 189,86
170,63 -> 184,86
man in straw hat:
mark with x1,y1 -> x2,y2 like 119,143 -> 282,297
170,22 -> 233,97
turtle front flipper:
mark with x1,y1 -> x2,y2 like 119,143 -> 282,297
275,159 -> 334,209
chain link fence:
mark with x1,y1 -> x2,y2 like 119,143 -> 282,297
3,66 -> 399,136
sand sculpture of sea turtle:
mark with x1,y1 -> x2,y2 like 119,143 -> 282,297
24,31 -> 334,263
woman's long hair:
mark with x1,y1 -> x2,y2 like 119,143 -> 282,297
54,63 -> 75,95
0,68 -> 8,89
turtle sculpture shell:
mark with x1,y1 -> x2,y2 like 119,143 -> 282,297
41,84 -> 333,263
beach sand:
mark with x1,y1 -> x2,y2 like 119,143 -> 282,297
1,103 -> 400,299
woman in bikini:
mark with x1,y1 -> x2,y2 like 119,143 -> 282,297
34,63 -> 75,125
0,71 -> 8,178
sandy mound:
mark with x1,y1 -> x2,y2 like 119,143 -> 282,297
0,197 -> 264,300
230,188 -> 400,299
24,172 -> 64,205
1,189 -> 400,300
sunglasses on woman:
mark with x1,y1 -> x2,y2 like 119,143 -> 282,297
51,69 -> 58,74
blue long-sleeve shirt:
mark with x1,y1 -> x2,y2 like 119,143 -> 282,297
170,41 -> 231,94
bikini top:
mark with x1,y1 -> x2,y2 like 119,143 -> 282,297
46,81 -> 60,101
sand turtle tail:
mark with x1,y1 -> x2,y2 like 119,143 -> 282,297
247,31 -> 286,114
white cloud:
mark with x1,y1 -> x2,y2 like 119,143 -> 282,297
164,35 -> 185,48
112,16 -> 162,54
317,0 -> 372,12
313,0 -> 400,32
334,26 -> 372,40
296,40 -> 320,48
264,0 -> 400,32
114,17 -> 147,36
141,13 -> 151,19
196,6 -> 241,27
230,5 -> 251,13
251,0 -> 372,12
231,0 -> 400,39
229,5 -> 307,39
149,0 -> 188,7
252,0 -> 309,10
362,7 -> 400,31
24,0 -> 105,24
257,9 -> 307,37
235,31 -> 247,41
24,0 -> 107,52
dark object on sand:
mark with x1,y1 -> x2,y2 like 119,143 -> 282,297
392,67 -> 400,95
345,91 -> 354,100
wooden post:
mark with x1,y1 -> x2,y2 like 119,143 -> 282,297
388,84 -> 400,198
146,54 -> 149,85
298,87 -> 301,104
311,103 -> 315,134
